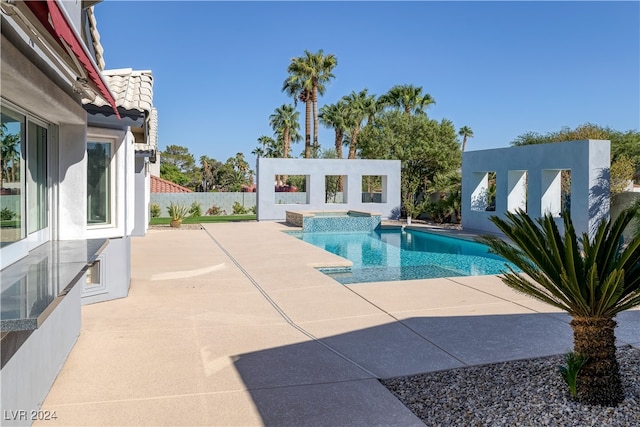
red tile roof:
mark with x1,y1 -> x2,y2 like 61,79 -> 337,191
151,175 -> 193,193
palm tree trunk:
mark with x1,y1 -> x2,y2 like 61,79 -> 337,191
283,128 -> 290,185
313,87 -> 319,158
334,130 -> 343,159
462,136 -> 467,152
348,127 -> 360,159
304,100 -> 312,158
570,316 -> 623,405
334,129 -> 344,191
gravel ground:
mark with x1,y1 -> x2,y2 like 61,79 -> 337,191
381,346 -> 640,427
148,224 -> 204,230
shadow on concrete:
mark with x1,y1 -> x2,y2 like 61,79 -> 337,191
231,310 -> 638,426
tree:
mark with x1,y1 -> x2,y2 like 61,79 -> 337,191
342,89 -> 375,159
283,49 -> 338,158
478,207 -> 640,406
358,110 -> 461,219
198,155 -> 222,192
215,153 -> 253,192
0,123 -> 21,189
610,155 -> 635,196
319,101 -> 348,159
511,123 -> 640,181
269,104 -> 301,159
458,126 -> 474,152
378,84 -> 435,115
160,145 -> 200,189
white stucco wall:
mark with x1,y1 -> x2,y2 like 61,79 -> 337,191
257,158 -> 401,221
461,140 -> 610,238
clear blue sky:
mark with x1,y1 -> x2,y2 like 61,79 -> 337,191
95,1 -> 639,165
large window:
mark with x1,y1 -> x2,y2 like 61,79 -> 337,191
87,141 -> 112,225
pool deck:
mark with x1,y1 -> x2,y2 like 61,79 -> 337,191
37,221 -> 640,426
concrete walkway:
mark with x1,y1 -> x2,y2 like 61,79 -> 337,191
38,222 -> 639,426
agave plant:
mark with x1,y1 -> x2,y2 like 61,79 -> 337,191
477,205 -> 640,406
167,202 -> 189,227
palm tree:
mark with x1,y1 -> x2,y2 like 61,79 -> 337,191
269,104 -> 301,159
478,207 -> 640,406
319,101 -> 348,159
459,126 -> 474,152
283,49 -> 337,158
1,123 -> 21,188
342,89 -> 374,159
251,147 -> 265,159
378,84 -> 435,115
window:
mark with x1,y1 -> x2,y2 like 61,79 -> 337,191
87,141 -> 112,225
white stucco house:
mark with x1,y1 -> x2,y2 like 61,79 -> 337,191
0,1 -> 154,422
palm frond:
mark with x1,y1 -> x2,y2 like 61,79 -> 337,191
477,205 -> 640,317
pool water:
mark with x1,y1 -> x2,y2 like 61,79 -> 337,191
290,228 -> 516,284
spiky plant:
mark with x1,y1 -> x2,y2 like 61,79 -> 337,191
478,206 -> 640,406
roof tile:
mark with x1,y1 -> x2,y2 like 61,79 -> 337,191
151,175 -> 193,193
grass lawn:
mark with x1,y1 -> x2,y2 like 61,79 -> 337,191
149,215 -> 256,225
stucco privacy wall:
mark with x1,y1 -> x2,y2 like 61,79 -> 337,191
461,139 -> 610,238
256,158 -> 401,221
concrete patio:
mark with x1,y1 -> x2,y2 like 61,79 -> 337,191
37,222 -> 640,426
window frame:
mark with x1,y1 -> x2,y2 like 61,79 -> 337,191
86,139 -> 114,228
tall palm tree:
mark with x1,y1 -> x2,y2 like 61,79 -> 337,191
269,104 -> 301,159
478,207 -> 640,406
378,84 -> 435,115
319,101 -> 348,159
282,49 -> 337,158
342,89 -> 373,159
458,126 -> 474,152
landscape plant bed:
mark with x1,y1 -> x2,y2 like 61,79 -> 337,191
381,345 -> 640,426
149,215 -> 256,225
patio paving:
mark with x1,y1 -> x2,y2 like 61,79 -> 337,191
36,222 -> 639,426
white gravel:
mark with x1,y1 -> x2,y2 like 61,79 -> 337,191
381,345 -> 640,427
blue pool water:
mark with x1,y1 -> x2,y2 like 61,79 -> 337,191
290,228 -> 516,284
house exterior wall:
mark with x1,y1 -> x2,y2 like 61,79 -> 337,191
0,281 -> 82,427
461,140 -> 610,238
133,156 -> 150,236
256,158 -> 401,221
1,1 -> 136,419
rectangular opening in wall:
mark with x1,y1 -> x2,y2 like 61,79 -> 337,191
508,170 -> 528,213
325,175 -> 347,203
541,169 -> 570,217
471,171 -> 496,211
86,260 -> 101,286
362,175 -> 385,203
275,175 -> 308,204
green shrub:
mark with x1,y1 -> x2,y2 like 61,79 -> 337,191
189,201 -> 202,217
250,205 -> 257,214
206,205 -> 222,216
149,203 -> 161,218
232,201 -> 249,215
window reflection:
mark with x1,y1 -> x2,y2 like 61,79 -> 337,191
1,107 -> 25,246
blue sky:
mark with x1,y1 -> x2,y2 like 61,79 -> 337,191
95,1 -> 639,165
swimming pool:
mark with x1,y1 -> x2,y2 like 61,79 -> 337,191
290,228 -> 516,284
